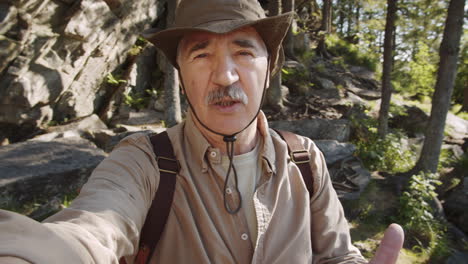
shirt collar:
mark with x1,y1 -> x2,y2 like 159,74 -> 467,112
184,112 -> 212,172
183,110 -> 277,174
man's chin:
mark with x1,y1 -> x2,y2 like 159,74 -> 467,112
206,119 -> 251,135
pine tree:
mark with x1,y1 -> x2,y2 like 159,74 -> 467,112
412,0 -> 465,173
378,0 -> 398,138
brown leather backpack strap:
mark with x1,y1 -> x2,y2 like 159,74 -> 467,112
120,131 -> 179,264
274,129 -> 314,198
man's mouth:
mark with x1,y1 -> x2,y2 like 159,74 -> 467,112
214,100 -> 239,107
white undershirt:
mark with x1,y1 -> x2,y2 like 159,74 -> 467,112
221,139 -> 262,244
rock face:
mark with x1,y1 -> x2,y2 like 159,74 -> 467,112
269,118 -> 351,142
0,137 -> 107,206
0,0 -> 162,136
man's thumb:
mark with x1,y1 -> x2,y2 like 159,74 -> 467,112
369,223 -> 405,264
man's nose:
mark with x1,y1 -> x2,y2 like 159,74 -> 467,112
212,55 -> 239,86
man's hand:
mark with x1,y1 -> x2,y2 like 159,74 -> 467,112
369,223 -> 405,264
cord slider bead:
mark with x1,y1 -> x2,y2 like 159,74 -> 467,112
223,135 -> 237,142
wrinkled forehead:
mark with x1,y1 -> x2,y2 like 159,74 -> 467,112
178,26 -> 268,56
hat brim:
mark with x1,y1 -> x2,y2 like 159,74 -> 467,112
141,12 -> 293,75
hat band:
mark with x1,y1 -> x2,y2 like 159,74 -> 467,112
175,5 -> 265,28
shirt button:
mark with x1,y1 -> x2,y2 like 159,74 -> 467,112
225,188 -> 232,194
210,151 -> 217,158
241,233 -> 249,241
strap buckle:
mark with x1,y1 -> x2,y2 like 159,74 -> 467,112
290,150 -> 310,164
156,156 -> 180,174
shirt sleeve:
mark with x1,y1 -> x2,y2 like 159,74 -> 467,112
0,133 -> 159,264
305,139 -> 368,264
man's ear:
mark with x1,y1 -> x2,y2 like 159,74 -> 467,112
265,64 -> 271,89
177,68 -> 185,95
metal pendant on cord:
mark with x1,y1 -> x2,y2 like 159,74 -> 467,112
177,57 -> 270,214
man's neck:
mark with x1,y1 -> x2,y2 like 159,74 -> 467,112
192,113 -> 259,155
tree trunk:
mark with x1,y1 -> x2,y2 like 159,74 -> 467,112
355,2 -> 360,36
346,0 -> 352,37
377,0 -> 398,138
324,0 -> 332,33
282,0 -> 295,60
413,0 -> 465,173
266,72 -> 284,110
268,0 -> 281,16
317,0 -> 332,58
338,1 -> 345,35
265,0 -> 285,110
164,0 -> 182,127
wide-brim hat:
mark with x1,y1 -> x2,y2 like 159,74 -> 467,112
141,0 -> 294,75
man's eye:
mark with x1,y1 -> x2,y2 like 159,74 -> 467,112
194,53 -> 208,59
238,51 -> 253,56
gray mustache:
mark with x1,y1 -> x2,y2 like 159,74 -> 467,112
205,84 -> 248,105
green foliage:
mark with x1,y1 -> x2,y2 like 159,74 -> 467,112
281,66 -> 312,92
128,45 -> 143,56
396,172 -> 450,260
128,36 -> 149,56
450,153 -> 468,172
389,103 -> 408,118
405,42 -> 437,97
325,34 -> 379,71
106,73 -> 127,86
453,43 -> 468,106
123,89 -> 157,110
451,104 -> 468,120
399,172 -> 441,231
281,67 -> 309,84
438,148 -> 460,170
61,195 -> 73,208
351,116 -> 415,173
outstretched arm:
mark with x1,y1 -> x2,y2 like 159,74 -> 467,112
0,133 -> 160,263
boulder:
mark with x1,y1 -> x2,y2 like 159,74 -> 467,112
315,77 -> 336,90
46,114 -> 108,133
329,156 -> 371,200
0,137 -> 107,206
343,78 -> 381,100
444,177 -> 468,234
123,110 -> 165,126
30,114 -> 108,141
314,140 -> 356,165
309,88 -> 340,99
84,126 -> 165,153
269,118 -> 351,142
446,113 -> 468,140
390,105 -> 429,136
445,251 -> 468,264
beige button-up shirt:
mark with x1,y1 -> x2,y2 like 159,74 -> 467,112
0,112 -> 366,264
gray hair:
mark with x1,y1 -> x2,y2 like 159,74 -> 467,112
205,84 -> 248,105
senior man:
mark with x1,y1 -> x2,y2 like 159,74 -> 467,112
0,0 -> 404,263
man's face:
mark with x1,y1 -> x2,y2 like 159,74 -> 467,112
177,27 -> 269,135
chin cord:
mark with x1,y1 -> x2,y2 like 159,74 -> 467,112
177,57 -> 270,214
